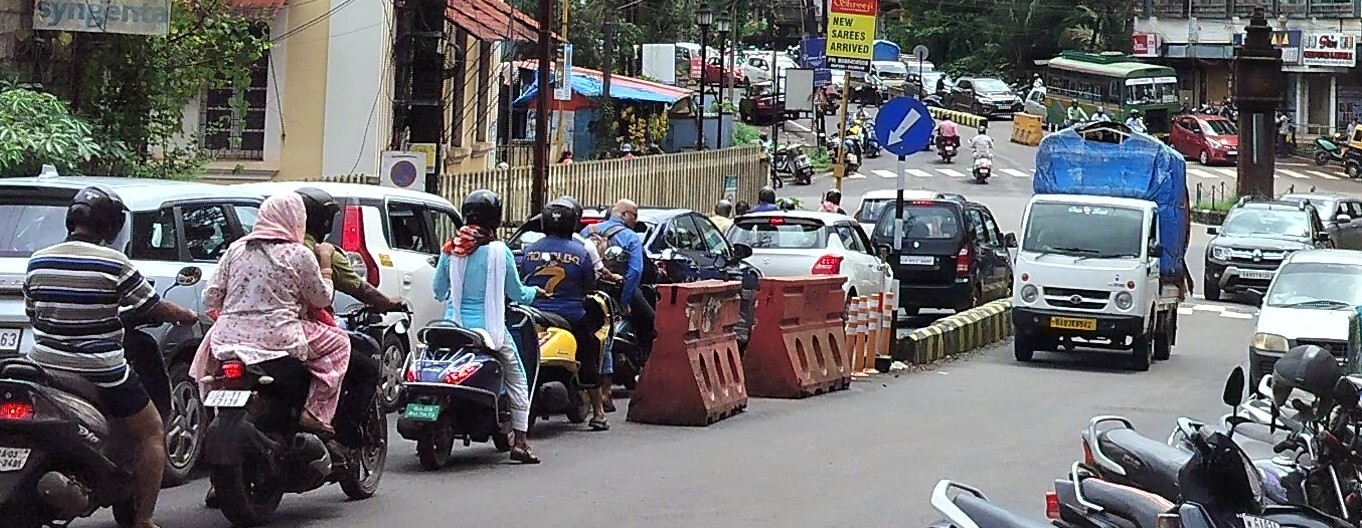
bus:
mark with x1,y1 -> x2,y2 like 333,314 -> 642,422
1023,50 -> 1180,137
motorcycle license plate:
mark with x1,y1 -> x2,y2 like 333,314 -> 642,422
203,390 -> 251,408
405,403 -> 441,422
1049,317 -> 1097,331
0,447 -> 31,472
0,328 -> 20,353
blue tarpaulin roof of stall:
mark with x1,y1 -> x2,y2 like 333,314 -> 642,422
512,63 -> 690,106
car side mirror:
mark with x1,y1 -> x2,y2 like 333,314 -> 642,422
1223,366 -> 1246,407
1150,244 -> 1163,258
1337,214 -> 1352,223
1206,226 -> 1219,235
633,223 -> 647,234
1194,129 -> 1203,135
1316,232 -> 1331,242
730,243 -> 753,261
877,246 -> 890,262
427,255 -> 439,268
175,266 -> 202,287
1003,233 -> 1018,248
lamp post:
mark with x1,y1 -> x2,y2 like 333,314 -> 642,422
695,2 -> 713,150
1233,6 -> 1284,200
715,13 -> 731,149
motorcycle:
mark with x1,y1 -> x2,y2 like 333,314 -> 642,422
938,135 -> 959,163
1314,135 -> 1347,166
202,304 -> 394,526
528,292 -> 616,429
396,303 -> 540,470
851,121 -> 881,159
972,152 -> 992,184
792,146 -> 814,185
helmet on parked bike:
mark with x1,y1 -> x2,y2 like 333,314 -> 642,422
1271,344 -> 1344,409
295,187 -> 340,242
824,189 -> 841,205
542,198 -> 580,238
462,190 -> 503,230
66,185 -> 127,244
758,186 -> 777,204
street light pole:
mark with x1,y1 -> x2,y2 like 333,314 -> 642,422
715,13 -> 731,148
695,2 -> 713,151
1233,6 -> 1284,200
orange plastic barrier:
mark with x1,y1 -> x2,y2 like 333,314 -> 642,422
743,276 -> 852,398
627,280 -> 748,426
863,293 -> 883,374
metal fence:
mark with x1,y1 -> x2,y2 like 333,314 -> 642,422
322,145 -> 765,225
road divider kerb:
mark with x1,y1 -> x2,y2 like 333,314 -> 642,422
927,107 -> 986,130
894,300 -> 1013,364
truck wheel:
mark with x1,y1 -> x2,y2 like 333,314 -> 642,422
1013,331 -> 1036,362
1203,274 -> 1221,302
1130,336 -> 1153,372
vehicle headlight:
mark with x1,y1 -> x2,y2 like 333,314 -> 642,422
1114,291 -> 1133,310
1206,139 -> 1221,149
1252,332 -> 1290,352
1211,246 -> 1232,260
1020,284 -> 1039,303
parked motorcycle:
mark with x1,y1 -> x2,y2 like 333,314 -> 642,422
853,121 -> 881,159
1314,135 -> 1347,166
938,135 -> 959,163
792,145 -> 814,185
396,304 -> 540,470
527,292 -> 616,429
202,304 -> 394,526
972,153 -> 992,184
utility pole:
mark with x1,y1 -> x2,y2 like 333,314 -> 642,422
1233,6 -> 1283,200
533,0 -> 553,214
602,19 -> 615,115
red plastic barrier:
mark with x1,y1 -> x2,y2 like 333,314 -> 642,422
743,275 -> 850,398
627,280 -> 748,426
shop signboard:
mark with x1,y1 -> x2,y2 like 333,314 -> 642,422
1234,30 -> 1302,65
824,0 -> 876,73
1303,32 -> 1356,68
1131,34 -> 1160,57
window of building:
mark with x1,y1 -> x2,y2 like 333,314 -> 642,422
450,29 -> 469,148
201,26 -> 269,160
475,41 -> 492,142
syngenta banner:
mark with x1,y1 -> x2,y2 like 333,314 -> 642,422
33,0 -> 171,36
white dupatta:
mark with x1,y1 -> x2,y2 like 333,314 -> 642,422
446,241 -> 509,349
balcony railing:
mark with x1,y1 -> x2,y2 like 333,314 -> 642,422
1148,0 -> 1358,17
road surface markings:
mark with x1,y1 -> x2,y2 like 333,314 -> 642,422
1187,168 -> 1220,179
909,169 -> 933,178
846,171 -> 867,179
1276,168 -> 1312,180
1002,168 -> 1030,178
938,168 -> 966,178
873,169 -> 896,179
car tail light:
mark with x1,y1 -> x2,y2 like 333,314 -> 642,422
812,255 -> 843,275
1082,439 -> 1095,467
442,363 -> 481,385
909,200 -> 935,206
580,217 -> 603,226
222,361 -> 245,380
769,217 -> 784,225
340,205 -> 381,287
1045,491 -> 1060,520
955,245 -> 972,275
0,402 -> 33,420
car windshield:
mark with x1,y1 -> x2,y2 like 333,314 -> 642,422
1265,262 -> 1362,308
1221,209 -> 1309,239
872,204 -> 960,240
0,204 -> 69,258
1203,119 -> 1238,136
877,63 -> 907,78
973,78 -> 1010,92
728,218 -> 827,249
1022,203 -> 1144,258
857,199 -> 891,223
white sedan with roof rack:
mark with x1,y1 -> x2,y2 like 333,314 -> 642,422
727,211 -> 891,300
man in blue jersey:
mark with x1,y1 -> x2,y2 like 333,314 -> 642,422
24,186 -> 199,528
523,198 -> 609,430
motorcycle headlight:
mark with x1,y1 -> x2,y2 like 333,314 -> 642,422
1020,284 -> 1039,303
1251,332 -> 1290,352
1114,291 -> 1133,310
1211,246 -> 1232,260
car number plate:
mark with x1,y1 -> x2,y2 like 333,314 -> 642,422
405,403 -> 442,422
1049,317 -> 1097,331
900,255 -> 934,266
0,447 -> 31,472
203,390 -> 252,408
1227,150 -> 1238,156
0,328 -> 20,353
1239,270 -> 1274,280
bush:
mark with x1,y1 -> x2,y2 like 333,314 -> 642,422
0,86 -> 112,177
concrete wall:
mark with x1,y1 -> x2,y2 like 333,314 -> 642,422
0,0 -> 26,66
320,0 -> 391,178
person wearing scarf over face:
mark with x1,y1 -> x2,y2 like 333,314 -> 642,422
433,190 -> 543,464
189,193 -> 350,438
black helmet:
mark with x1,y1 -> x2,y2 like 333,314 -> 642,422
777,197 -> 797,211
295,187 -> 340,242
461,190 -> 503,230
557,195 -> 583,217
542,198 -> 580,237
824,189 -> 842,204
758,186 -> 776,204
1272,344 -> 1344,409
66,186 -> 127,244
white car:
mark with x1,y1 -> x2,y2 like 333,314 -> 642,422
743,54 -> 799,85
1248,249 -> 1362,384
728,211 -> 891,300
853,189 -> 957,235
236,182 -> 461,410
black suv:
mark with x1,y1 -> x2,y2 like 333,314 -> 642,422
870,195 -> 1017,314
1204,198 -> 1330,301
946,76 -> 1022,117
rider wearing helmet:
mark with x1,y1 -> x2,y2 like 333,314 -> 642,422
295,187 -> 404,311
819,189 -> 846,215
433,190 -> 543,463
24,186 -> 199,528
750,186 -> 779,213
522,198 -> 610,429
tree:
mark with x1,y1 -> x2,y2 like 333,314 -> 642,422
0,83 -> 109,177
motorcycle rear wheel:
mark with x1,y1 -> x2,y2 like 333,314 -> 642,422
340,397 -> 388,499
1316,150 -> 1331,166
210,451 -> 283,528
416,426 -> 454,470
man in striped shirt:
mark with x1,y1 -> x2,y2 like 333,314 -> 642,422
24,186 -> 198,528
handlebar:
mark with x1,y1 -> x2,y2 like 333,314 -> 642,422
336,302 -> 412,321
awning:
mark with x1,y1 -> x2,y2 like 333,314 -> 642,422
511,62 -> 692,106
447,0 -> 551,43
226,0 -> 285,19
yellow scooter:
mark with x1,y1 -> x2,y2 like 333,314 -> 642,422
529,291 -> 617,430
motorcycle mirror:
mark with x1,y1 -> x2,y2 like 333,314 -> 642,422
427,255 -> 439,268
174,266 -> 202,287
1290,398 -> 1316,423
1223,366 -> 1246,407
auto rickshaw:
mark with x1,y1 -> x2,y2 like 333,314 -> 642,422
1337,124 -> 1362,178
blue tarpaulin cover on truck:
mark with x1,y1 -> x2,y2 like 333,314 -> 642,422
1032,128 -> 1188,277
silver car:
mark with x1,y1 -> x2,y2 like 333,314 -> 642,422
0,174 -> 264,487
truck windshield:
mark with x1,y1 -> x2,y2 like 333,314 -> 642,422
1023,203 -> 1145,258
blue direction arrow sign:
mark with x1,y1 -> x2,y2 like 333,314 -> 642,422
873,96 -> 935,157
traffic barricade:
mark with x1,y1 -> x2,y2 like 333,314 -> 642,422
863,293 -> 884,374
1011,113 -> 1043,146
627,280 -> 748,426
743,276 -> 852,398
849,296 -> 868,377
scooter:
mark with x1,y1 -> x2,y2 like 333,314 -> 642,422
971,152 -> 992,184
528,292 -> 616,430
938,136 -> 959,163
792,146 -> 814,185
1314,135 -> 1347,166
396,304 -> 540,470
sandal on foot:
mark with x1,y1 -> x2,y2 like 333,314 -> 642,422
603,401 -> 617,413
299,411 -> 335,439
589,419 -> 610,431
509,447 -> 541,464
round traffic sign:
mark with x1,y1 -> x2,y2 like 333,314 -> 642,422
390,160 -> 419,188
912,45 -> 929,61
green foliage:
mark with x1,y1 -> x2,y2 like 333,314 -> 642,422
808,147 -> 831,171
0,85 -> 112,177
733,122 -> 762,145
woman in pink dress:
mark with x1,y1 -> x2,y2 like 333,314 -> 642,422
189,193 -> 350,436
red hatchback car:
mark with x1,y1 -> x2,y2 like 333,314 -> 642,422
1170,114 -> 1239,165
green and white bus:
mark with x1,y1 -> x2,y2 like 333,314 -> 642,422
1023,51 -> 1181,137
